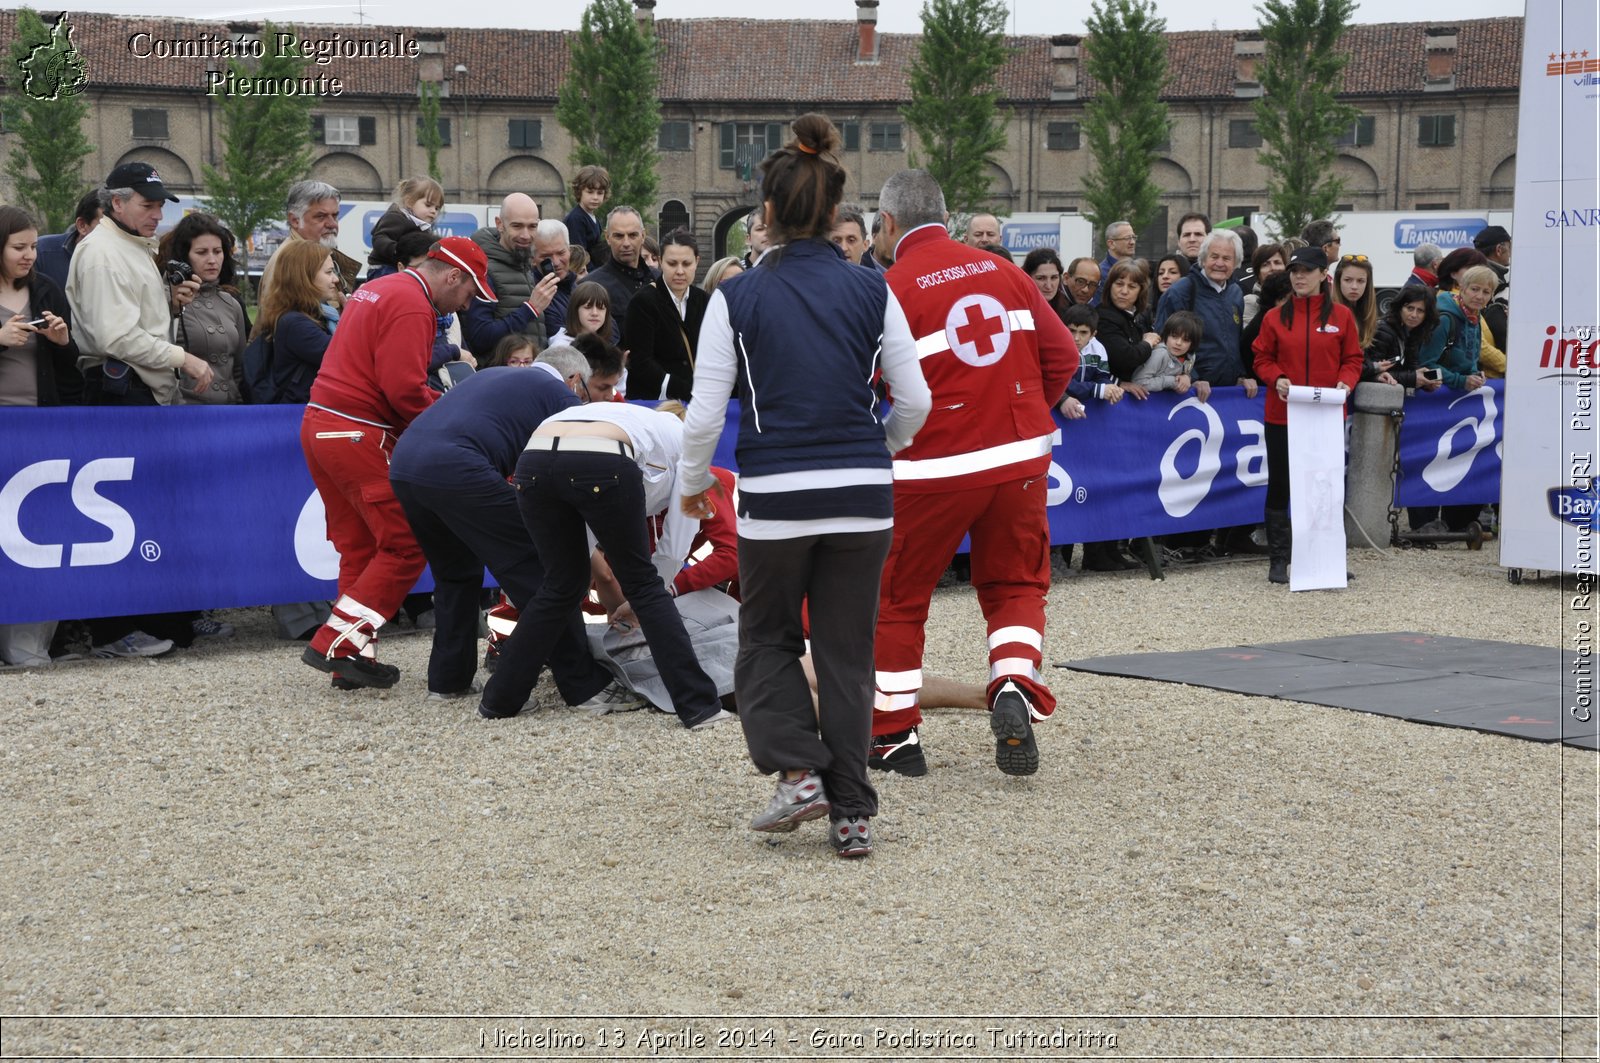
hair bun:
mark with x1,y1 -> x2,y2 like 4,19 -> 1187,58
791,113 -> 841,156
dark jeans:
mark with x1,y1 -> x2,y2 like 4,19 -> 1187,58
479,448 -> 720,725
736,531 -> 890,821
83,366 -> 159,406
392,474 -> 611,701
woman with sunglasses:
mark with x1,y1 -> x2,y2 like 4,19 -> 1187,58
1332,254 -> 1378,349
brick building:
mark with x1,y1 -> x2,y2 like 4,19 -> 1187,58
0,4 -> 1521,259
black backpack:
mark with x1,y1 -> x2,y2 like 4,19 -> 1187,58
242,330 -> 274,404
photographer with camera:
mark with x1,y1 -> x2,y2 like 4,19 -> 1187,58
461,210 -> 567,359
67,163 -> 213,406
158,213 -> 248,405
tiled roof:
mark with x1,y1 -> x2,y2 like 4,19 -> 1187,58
0,10 -> 1522,104
651,19 -> 1052,103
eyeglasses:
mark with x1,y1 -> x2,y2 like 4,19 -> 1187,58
1340,254 -> 1369,263
1070,275 -> 1099,288
1113,233 -> 1137,242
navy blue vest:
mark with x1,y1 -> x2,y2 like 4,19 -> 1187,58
717,239 -> 894,521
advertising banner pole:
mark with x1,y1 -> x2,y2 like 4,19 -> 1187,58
1499,0 -> 1600,574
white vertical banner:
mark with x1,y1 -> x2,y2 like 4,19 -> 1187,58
1286,386 -> 1349,591
1499,0 -> 1600,573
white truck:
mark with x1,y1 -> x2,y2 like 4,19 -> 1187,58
1250,209 -> 1512,312
162,196 -> 498,277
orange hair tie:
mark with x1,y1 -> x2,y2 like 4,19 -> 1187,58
795,142 -> 819,155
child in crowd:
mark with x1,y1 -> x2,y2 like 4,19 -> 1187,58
563,165 -> 610,265
486,333 -> 538,368
1057,306 -> 1143,572
1057,303 -> 1124,420
1133,310 -> 1202,396
367,176 -> 444,281
641,236 -> 660,272
548,281 -> 614,347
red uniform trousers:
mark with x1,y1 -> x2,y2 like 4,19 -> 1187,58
300,406 -> 426,660
872,475 -> 1055,737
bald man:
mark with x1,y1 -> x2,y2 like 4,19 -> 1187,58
964,213 -> 1001,248
467,193 -> 554,353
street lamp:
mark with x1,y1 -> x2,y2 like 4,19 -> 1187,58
453,64 -> 468,198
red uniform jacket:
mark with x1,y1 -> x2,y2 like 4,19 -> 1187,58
884,225 -> 1079,493
1251,293 -> 1364,425
309,268 -> 440,430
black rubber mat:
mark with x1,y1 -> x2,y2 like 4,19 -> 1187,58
1059,631 -> 1597,748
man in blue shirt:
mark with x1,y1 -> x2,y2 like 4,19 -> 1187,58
388,342 -> 626,711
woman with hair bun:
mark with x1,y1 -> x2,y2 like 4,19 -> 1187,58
676,113 -> 932,858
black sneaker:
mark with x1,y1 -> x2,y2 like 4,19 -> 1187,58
868,727 -> 928,777
302,646 -> 399,689
990,680 -> 1039,777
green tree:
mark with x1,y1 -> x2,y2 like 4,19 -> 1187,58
1254,0 -> 1359,236
4,8 -> 94,231
417,80 -> 444,183
902,0 -> 1010,216
556,0 -> 660,213
1081,0 -> 1171,241
200,23 -> 315,303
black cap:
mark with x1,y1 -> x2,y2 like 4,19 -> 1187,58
105,162 -> 179,203
1286,246 -> 1328,272
1473,224 -> 1511,251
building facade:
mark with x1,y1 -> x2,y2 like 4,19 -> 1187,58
0,5 -> 1521,259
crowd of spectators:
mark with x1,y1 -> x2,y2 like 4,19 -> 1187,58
0,146 -> 1514,667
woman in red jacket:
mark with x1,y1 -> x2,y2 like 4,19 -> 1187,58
1250,246 -> 1365,584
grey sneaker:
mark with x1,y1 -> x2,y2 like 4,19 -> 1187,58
425,678 -> 484,701
191,617 -> 235,640
750,770 -> 831,833
576,680 -> 644,716
92,631 -> 174,658
829,816 -> 873,858
990,680 -> 1040,777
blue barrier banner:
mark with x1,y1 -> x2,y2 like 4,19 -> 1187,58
1393,379 -> 1504,507
1050,388 -> 1269,541
0,387 -> 1502,623
0,403 -> 744,624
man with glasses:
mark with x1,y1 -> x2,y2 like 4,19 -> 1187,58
387,341 -> 631,713
1091,220 -> 1137,306
1063,257 -> 1102,307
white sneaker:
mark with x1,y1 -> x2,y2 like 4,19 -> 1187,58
92,631 -> 174,658
687,708 -> 735,731
576,680 -> 644,716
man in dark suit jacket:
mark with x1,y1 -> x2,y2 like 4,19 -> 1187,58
34,190 -> 102,289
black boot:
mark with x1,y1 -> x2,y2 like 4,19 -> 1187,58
1265,508 -> 1291,584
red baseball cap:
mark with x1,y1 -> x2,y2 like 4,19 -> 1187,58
428,236 -> 496,302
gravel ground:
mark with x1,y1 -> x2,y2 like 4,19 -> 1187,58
1,540 -> 1595,1061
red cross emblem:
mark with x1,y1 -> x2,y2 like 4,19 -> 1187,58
944,294 -> 1010,367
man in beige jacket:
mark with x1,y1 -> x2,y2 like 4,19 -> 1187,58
68,162 -> 212,405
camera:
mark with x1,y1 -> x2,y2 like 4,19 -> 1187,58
165,260 -> 194,286
538,257 -> 555,276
